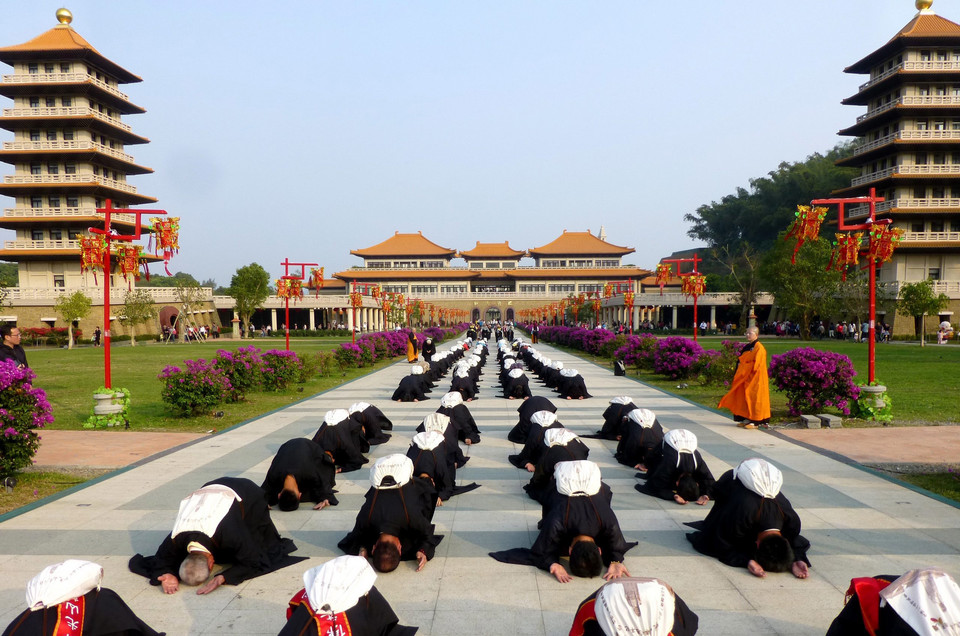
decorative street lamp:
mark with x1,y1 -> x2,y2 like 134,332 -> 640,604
277,258 -> 317,351
659,254 -> 705,341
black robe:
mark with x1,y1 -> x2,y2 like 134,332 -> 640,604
312,421 -> 369,473
281,586 -> 417,636
507,396 -> 557,444
129,477 -> 302,586
557,373 -> 592,399
449,374 -> 477,401
589,401 -> 638,440
2,588 -> 164,636
508,420 -> 563,469
636,445 -> 715,502
337,479 -> 443,562
405,443 -> 479,501
415,419 -> 468,469
490,483 -> 636,572
421,340 -> 436,360
614,420 -> 665,470
436,403 -> 481,444
260,438 -> 338,507
350,405 -> 393,446
524,439 -> 591,504
569,586 -> 698,636
685,469 -> 811,569
502,374 -> 532,399
392,375 -> 429,402
825,575 -> 914,636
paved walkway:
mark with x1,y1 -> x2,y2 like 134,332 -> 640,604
2,341 -> 960,635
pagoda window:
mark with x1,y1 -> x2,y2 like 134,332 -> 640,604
44,64 -> 54,74
914,187 -> 927,198
27,63 -> 38,74
53,275 -> 65,288
68,230 -> 80,240
30,197 -> 42,208
934,153 -> 947,165
62,97 -> 72,107
931,220 -> 945,232
62,130 -> 73,141
60,63 -> 70,73
411,285 -> 437,294
49,229 -> 62,240
48,196 -> 60,208
519,284 -> 545,293
918,86 -> 930,96
66,196 -> 78,207
912,221 -> 924,232
542,260 -> 564,268
598,259 -> 619,267
934,121 -> 946,130
29,130 -> 40,141
917,120 -> 929,131
485,262 -> 500,268
440,285 -> 466,293
44,97 -> 56,107
938,51 -> 949,61
29,97 -> 39,108
47,163 -> 59,174
31,230 -> 43,241
570,260 -> 591,268
93,166 -> 99,176
548,284 -> 575,293
932,187 -> 946,199
921,50 -> 932,61
64,164 -> 76,175
94,198 -> 102,207
580,284 -> 603,293
29,162 -> 42,175
46,130 -> 57,141
470,262 -> 483,268
929,267 -> 941,280
937,86 -> 947,96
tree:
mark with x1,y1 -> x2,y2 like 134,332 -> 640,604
54,290 -> 92,349
136,271 -> 200,288
760,234 -> 843,340
229,263 -> 270,336
897,280 -> 950,345
0,262 -> 17,287
713,243 -> 763,333
118,288 -> 158,346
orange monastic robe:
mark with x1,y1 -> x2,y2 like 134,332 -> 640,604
718,340 -> 771,422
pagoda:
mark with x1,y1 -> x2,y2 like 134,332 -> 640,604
836,0 -> 960,319
0,8 -> 155,291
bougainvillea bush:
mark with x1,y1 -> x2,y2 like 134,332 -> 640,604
692,339 -> 741,386
159,359 -> 232,416
0,361 -> 54,476
613,333 -> 659,370
769,347 -> 860,415
261,349 -> 303,391
653,336 -> 705,379
213,345 -> 264,401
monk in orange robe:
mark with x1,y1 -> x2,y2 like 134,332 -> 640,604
718,326 -> 770,429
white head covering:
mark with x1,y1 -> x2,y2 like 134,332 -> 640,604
421,412 -> 450,434
455,366 -> 471,379
409,365 -> 423,375
369,454 -> 414,489
554,460 -> 601,497
467,356 -> 480,367
550,360 -> 564,370
440,392 -> 463,408
324,409 -> 350,426
559,368 -> 578,378
303,556 -> 377,615
431,353 -> 444,362
530,410 -> 558,428
348,402 -> 371,415
171,483 -> 242,538
544,428 -> 578,447
626,408 -> 656,428
609,396 -> 634,405
411,430 -> 445,451
26,560 -> 103,611
880,567 -> 960,636
508,368 -> 525,379
595,578 -> 676,636
663,429 -> 698,469
734,458 -> 783,499
449,344 -> 460,352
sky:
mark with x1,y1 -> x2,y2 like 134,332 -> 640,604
0,0 -> 941,286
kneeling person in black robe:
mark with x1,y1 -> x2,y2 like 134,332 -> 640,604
349,401 -> 392,446
524,428 -> 589,504
502,367 -> 532,400
261,437 -> 338,511
635,429 -> 714,505
3,560 -> 163,636
569,577 -> 698,636
435,391 -> 480,445
614,408 -> 664,473
280,556 -> 417,636
508,410 -> 563,471
129,477 -> 302,594
589,396 -> 637,440
507,396 -> 556,444
406,430 -> 479,503
312,409 -> 369,473
392,366 -> 430,402
491,460 -> 636,583
557,368 -> 592,400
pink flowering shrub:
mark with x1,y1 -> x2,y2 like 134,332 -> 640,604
213,345 -> 264,401
692,340 -> 741,386
653,337 -> 705,379
769,347 -> 861,415
261,349 -> 303,391
614,333 -> 659,370
0,361 -> 54,477
335,343 -> 364,369
158,359 -> 232,416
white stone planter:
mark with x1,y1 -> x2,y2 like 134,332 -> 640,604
861,384 -> 887,409
93,392 -> 124,416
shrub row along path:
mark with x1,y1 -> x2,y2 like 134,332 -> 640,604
2,340 -> 960,635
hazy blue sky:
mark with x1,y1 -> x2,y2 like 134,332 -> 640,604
0,1 -> 939,286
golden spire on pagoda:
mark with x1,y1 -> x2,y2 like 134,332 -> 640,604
916,0 -> 934,12
55,8 -> 73,25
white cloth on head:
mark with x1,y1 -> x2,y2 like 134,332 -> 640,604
559,368 -> 578,378
171,483 -> 241,538
880,567 -> 960,636
544,428 -> 578,447
412,430 -> 445,451
431,353 -> 444,362
370,454 -> 413,489
626,408 -> 656,428
554,460 -> 601,497
508,368 -> 524,379
734,458 -> 783,499
455,366 -> 471,379
550,361 -> 564,370
530,410 -> 558,428
26,560 -> 103,611
348,402 -> 371,415
440,392 -> 463,408
609,396 -> 633,405
595,577 -> 676,636
303,555 -> 377,615
324,409 -> 350,426
410,365 -> 423,375
663,429 -> 698,468
421,412 -> 450,434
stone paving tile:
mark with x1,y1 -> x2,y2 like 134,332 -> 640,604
2,339 -> 960,636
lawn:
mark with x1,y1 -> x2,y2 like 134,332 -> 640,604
0,470 -> 107,516
25,337 -> 394,433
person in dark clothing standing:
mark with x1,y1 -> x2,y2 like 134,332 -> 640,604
0,325 -> 28,368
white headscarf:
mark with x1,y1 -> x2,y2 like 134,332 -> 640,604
609,396 -> 633,405
550,360 -> 564,370
626,408 -> 656,428
734,458 -> 783,499
559,368 -> 578,378
421,412 -> 450,434
303,555 -> 377,615
508,368 -> 525,379
880,567 -> 960,636
544,428 -> 578,447
595,578 -> 676,636
171,483 -> 242,538
348,402 -> 371,415
324,409 -> 351,426
554,460 -> 601,497
369,454 -> 413,489
440,392 -> 463,408
455,366 -> 471,379
409,365 -> 423,376
530,410 -> 558,428
26,560 -> 103,611
411,430 -> 445,451
664,429 -> 698,468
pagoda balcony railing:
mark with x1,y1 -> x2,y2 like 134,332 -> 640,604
1,72 -> 130,101
851,130 -> 960,157
851,164 -> 960,185
355,265 -> 636,272
847,198 -> 960,217
856,96 -> 960,124
5,286 -> 214,303
901,231 -> 960,242
2,106 -> 132,133
3,173 -> 138,194
3,239 -> 79,250
2,206 -> 137,223
858,60 -> 960,91
2,140 -> 136,163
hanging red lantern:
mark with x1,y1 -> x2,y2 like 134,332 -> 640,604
655,263 -> 672,294
116,245 -> 143,287
867,225 -> 904,265
349,291 -> 363,309
603,283 -> 613,298
828,232 -> 863,281
623,290 -> 635,309
150,216 -> 180,275
79,235 -> 107,283
681,273 -> 706,299
784,205 -> 828,264
276,278 -> 304,301
371,284 -> 382,303
309,267 -> 324,296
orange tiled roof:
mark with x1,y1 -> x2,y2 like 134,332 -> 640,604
350,231 -> 457,258
458,241 -> 526,259
0,23 -> 142,83
528,230 -> 634,257
334,269 -> 480,281
506,267 -> 649,279
846,10 -> 960,74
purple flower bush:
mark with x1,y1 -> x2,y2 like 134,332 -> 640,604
692,339 -> 741,386
213,345 -> 264,401
653,336 -> 705,379
335,343 -> 364,369
0,360 -> 54,477
261,349 -> 303,391
769,347 -> 861,415
158,359 -> 232,416
613,333 -> 659,370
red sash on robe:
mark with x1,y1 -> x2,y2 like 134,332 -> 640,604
287,588 -> 352,635
53,596 -> 85,636
846,577 -> 894,636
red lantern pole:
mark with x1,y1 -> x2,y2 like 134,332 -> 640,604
660,254 -> 702,341
810,187 -> 888,383
91,199 -> 167,389
279,258 -> 318,351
